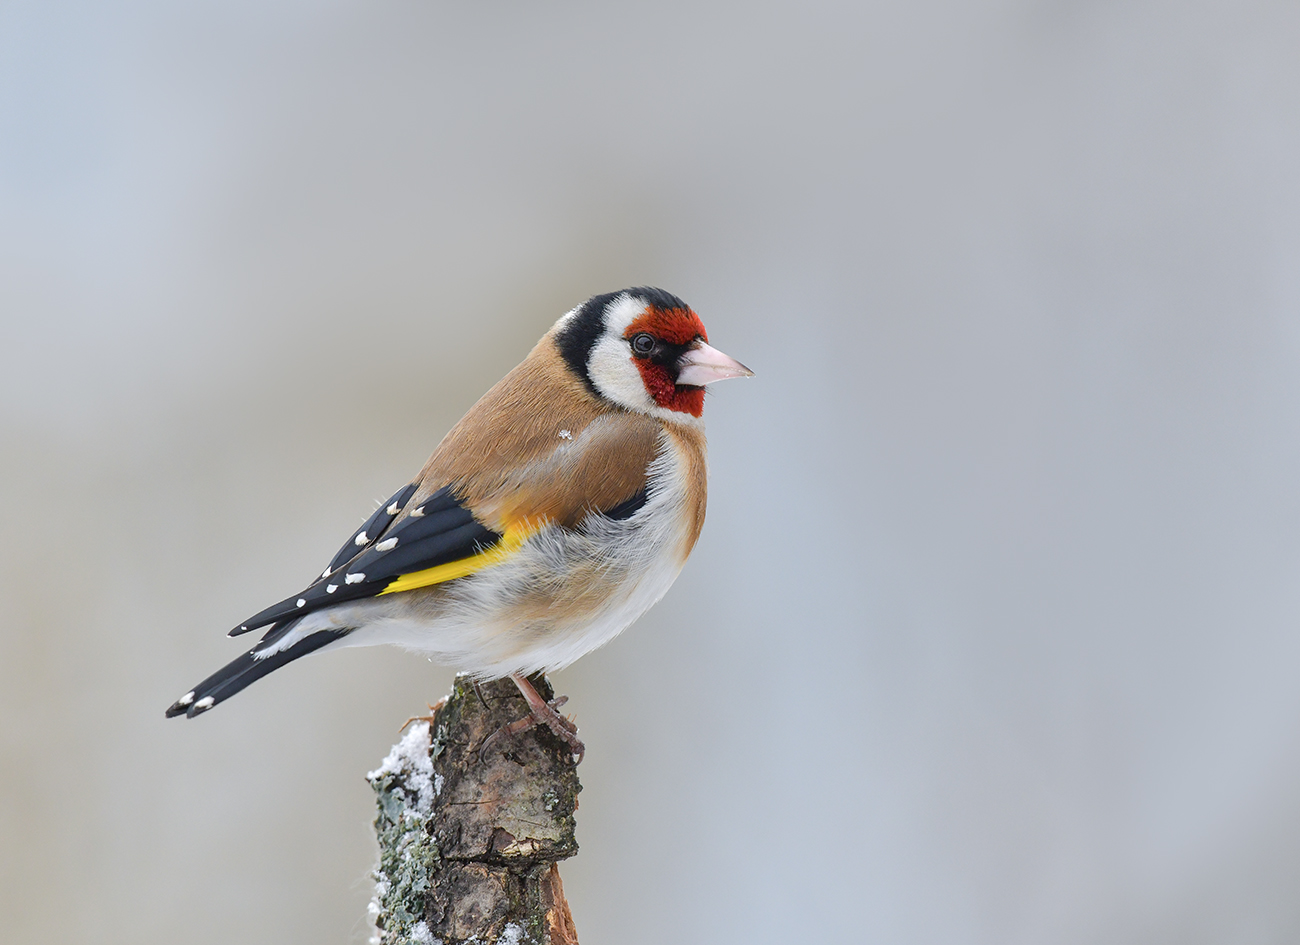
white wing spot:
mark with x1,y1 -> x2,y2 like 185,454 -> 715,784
321,568 -> 331,580
194,696 -> 215,710
296,598 -> 306,608
178,691 -> 195,706
345,573 -> 366,584
410,506 -> 425,517
377,538 -> 398,551
387,502 -> 400,515
326,583 -> 338,594
558,429 -> 573,440
355,531 -> 370,546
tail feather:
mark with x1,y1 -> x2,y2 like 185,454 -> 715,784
165,624 -> 351,719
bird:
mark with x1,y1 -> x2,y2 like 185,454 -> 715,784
165,287 -> 752,760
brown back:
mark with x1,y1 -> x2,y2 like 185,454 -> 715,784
414,337 -> 662,530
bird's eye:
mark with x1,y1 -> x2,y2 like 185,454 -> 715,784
630,333 -> 656,356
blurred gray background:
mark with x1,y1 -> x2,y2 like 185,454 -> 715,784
4,1 -> 1300,942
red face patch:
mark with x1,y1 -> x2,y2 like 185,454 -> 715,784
632,360 -> 706,416
623,306 -> 708,346
625,305 -> 709,417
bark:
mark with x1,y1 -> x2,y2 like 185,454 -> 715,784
368,674 -> 581,945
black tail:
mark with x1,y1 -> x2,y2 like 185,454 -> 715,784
165,623 -> 351,719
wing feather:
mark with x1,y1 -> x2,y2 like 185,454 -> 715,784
229,485 -> 501,635
323,482 -> 419,575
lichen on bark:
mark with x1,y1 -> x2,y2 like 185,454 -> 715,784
368,674 -> 581,945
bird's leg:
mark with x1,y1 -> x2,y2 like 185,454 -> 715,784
479,673 -> 584,764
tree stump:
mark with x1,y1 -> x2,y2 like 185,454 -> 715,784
368,674 -> 581,945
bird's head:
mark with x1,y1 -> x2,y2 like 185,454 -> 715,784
554,287 -> 753,422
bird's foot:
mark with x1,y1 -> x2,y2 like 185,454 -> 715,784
478,674 -> 584,764
399,696 -> 449,734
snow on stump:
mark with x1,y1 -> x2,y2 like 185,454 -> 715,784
368,674 -> 581,945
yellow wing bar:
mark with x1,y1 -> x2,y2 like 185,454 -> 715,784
377,523 -> 536,596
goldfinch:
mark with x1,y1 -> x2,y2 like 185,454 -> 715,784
165,288 -> 751,758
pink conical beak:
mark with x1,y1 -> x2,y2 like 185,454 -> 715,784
676,342 -> 755,386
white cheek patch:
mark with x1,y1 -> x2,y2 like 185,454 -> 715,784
587,334 -> 654,413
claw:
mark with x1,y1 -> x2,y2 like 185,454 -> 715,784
477,674 -> 585,764
399,697 -> 448,734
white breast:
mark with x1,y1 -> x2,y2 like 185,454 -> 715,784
305,429 -> 701,678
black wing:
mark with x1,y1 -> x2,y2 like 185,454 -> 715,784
228,483 -> 501,637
